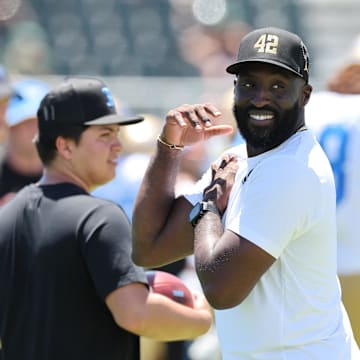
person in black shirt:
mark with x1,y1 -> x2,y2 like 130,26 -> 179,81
0,77 -> 212,360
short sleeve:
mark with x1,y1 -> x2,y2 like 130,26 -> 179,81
79,203 -> 147,300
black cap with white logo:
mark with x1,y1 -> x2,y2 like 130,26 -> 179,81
226,27 -> 310,83
37,76 -> 144,127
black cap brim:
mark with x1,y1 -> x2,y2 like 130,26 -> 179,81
226,59 -> 304,80
84,114 -> 144,126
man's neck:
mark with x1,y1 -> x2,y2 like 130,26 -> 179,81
38,166 -> 90,193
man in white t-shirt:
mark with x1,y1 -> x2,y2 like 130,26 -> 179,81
306,63 -> 360,346
132,27 -> 360,359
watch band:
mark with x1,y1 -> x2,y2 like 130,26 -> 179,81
201,201 -> 219,215
189,200 -> 220,227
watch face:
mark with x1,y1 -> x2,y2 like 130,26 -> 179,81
189,202 -> 202,225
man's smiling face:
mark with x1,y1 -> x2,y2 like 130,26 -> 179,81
233,62 -> 307,154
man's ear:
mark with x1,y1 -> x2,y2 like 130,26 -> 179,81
302,84 -> 313,105
55,137 -> 74,160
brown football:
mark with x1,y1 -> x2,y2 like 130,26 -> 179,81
146,270 -> 194,308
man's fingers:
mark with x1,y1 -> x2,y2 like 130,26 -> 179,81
167,103 -> 223,128
167,110 -> 187,127
186,109 -> 202,129
204,125 -> 234,139
194,104 -> 219,127
163,104 -> 232,147
201,103 -> 222,118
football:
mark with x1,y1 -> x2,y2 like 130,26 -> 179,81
146,270 -> 194,308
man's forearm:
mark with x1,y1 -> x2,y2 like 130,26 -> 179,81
132,102 -> 232,267
132,142 -> 183,265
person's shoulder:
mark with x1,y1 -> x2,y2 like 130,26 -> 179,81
69,194 -> 130,229
260,135 -> 317,176
91,195 -> 124,209
9,183 -> 40,200
42,183 -> 124,214
0,184 -> 40,220
260,151 -> 305,173
85,193 -> 126,213
90,195 -> 129,220
270,130 -> 315,159
256,153 -> 322,201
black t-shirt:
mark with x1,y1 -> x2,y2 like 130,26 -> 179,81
0,183 -> 147,360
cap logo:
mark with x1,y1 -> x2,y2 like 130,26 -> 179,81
42,106 -> 49,121
41,105 -> 56,121
253,34 -> 279,55
300,41 -> 309,73
101,87 -> 115,109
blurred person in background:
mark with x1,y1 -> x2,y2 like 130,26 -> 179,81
177,21 -> 251,78
306,63 -> 360,345
3,21 -> 53,75
0,79 -> 48,206
0,65 -> 13,161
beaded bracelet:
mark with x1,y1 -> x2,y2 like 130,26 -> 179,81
157,135 -> 185,151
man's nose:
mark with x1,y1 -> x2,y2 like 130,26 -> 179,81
113,136 -> 123,153
250,88 -> 271,107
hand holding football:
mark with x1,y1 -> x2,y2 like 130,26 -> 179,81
146,270 -> 194,308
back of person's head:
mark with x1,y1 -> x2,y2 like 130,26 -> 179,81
326,63 -> 360,94
35,76 -> 143,165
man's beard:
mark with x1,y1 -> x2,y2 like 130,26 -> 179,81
233,102 -> 301,151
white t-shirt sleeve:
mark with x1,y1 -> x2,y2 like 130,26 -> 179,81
226,156 -> 322,258
183,166 -> 212,205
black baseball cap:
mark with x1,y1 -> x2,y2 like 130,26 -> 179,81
226,27 -> 310,83
37,76 -> 144,127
